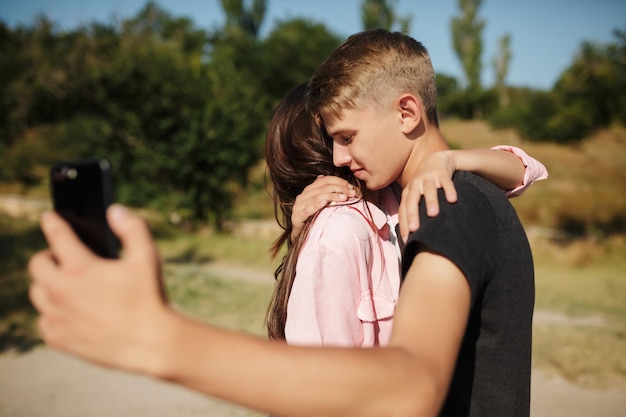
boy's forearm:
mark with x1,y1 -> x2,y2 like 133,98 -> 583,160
451,149 -> 525,191
148,311 -> 437,417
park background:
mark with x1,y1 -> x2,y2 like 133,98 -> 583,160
0,1 -> 625,416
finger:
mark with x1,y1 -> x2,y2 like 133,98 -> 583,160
107,205 -> 156,263
398,203 -> 408,244
29,281 -> 54,314
440,177 -> 458,203
309,176 -> 357,197
28,249 -> 59,284
398,187 -> 421,243
40,211 -> 95,267
422,180 -> 441,217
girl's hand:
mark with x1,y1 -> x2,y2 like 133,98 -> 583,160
291,175 -> 357,241
398,151 -> 458,242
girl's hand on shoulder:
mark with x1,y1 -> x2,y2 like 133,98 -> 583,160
291,175 -> 358,241
398,151 -> 458,242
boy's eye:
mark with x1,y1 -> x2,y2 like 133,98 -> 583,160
342,135 -> 353,144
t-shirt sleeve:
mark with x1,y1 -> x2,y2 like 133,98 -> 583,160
401,177 -> 499,302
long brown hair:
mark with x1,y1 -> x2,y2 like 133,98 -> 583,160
264,82 -> 362,340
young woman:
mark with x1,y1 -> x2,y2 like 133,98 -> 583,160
264,82 -> 547,347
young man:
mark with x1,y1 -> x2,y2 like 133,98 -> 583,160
29,29 -> 535,417
307,29 -> 534,416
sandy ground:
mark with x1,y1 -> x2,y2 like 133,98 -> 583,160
0,346 -> 625,417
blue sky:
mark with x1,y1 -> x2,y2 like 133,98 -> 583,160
1,0 -> 624,89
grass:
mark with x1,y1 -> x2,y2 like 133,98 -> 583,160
443,121 -> 626,233
533,324 -> 626,390
156,225 -> 279,273
526,233 -> 626,390
164,264 -> 273,336
0,214 -> 46,352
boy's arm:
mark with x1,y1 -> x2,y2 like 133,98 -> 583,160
398,147 -> 548,241
159,248 -> 469,417
29,205 -> 470,417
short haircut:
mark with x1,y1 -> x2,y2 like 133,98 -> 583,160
308,29 -> 439,126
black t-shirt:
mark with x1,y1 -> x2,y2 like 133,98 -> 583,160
401,171 -> 534,417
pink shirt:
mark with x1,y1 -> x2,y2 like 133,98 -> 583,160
285,190 -> 401,348
285,146 -> 548,348
493,145 -> 549,197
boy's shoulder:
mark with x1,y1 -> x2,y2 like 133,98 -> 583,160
450,171 -> 511,208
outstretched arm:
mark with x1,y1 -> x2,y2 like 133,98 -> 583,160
29,205 -> 470,417
398,147 -> 548,242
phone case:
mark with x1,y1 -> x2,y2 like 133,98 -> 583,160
50,158 -> 119,259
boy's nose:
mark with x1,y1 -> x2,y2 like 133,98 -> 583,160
333,143 -> 352,167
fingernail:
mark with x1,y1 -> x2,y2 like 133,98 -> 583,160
348,188 -> 357,196
338,193 -> 347,199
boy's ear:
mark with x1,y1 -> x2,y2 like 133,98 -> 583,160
396,94 -> 422,134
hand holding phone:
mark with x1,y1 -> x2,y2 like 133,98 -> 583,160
50,158 -> 120,259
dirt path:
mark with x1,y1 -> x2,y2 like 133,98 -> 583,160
1,265 -> 625,417
1,345 -> 624,417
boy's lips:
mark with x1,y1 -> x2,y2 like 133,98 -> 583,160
352,168 -> 365,179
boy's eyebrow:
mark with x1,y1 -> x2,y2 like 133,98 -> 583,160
324,125 -> 351,137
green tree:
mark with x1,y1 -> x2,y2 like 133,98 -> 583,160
451,0 -> 484,96
552,26 -> 626,135
260,18 -> 341,103
361,0 -> 411,32
0,21 -> 23,151
492,33 -> 511,108
0,2 -> 268,229
220,0 -> 266,38
489,24 -> 626,142
435,73 -> 460,118
123,1 -> 207,55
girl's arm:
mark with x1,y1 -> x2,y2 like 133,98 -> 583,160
290,147 -> 548,243
490,145 -> 549,197
397,146 -> 548,241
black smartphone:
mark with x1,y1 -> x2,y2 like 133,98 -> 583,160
50,158 -> 120,259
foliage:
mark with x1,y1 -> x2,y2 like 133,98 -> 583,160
361,0 -> 411,33
551,28 -> 626,135
492,33 -> 512,107
260,19 -> 342,104
1,1 -> 626,225
450,0 -> 484,94
488,88 -> 558,140
0,214 -> 45,352
220,0 -> 267,38
0,2 -> 268,225
489,24 -> 626,143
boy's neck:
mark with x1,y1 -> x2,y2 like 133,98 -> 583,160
396,128 -> 449,188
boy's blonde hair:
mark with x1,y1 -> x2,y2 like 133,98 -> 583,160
308,29 -> 439,126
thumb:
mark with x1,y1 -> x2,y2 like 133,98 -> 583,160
107,204 -> 157,263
